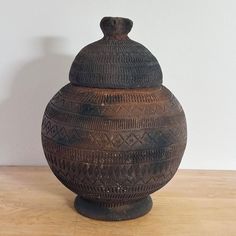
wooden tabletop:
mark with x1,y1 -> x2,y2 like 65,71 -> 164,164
0,167 -> 235,236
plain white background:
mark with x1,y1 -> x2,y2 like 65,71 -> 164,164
0,0 -> 235,169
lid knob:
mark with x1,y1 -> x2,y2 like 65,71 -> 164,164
100,17 -> 133,39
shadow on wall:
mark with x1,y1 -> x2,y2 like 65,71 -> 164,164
0,37 -> 74,165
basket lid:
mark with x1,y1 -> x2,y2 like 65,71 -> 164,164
69,17 -> 162,88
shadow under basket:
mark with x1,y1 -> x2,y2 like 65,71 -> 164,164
74,195 -> 153,221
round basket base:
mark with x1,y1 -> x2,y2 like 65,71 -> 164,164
74,195 -> 153,221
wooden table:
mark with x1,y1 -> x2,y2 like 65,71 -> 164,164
0,167 -> 235,236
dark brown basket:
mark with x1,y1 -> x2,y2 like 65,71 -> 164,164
41,17 -> 187,221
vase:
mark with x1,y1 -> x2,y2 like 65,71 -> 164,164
41,16 -> 187,221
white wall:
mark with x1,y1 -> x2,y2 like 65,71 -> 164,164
0,0 -> 235,169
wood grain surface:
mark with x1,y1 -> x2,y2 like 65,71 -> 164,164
0,167 -> 235,236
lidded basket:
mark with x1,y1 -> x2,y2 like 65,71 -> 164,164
41,17 -> 187,221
